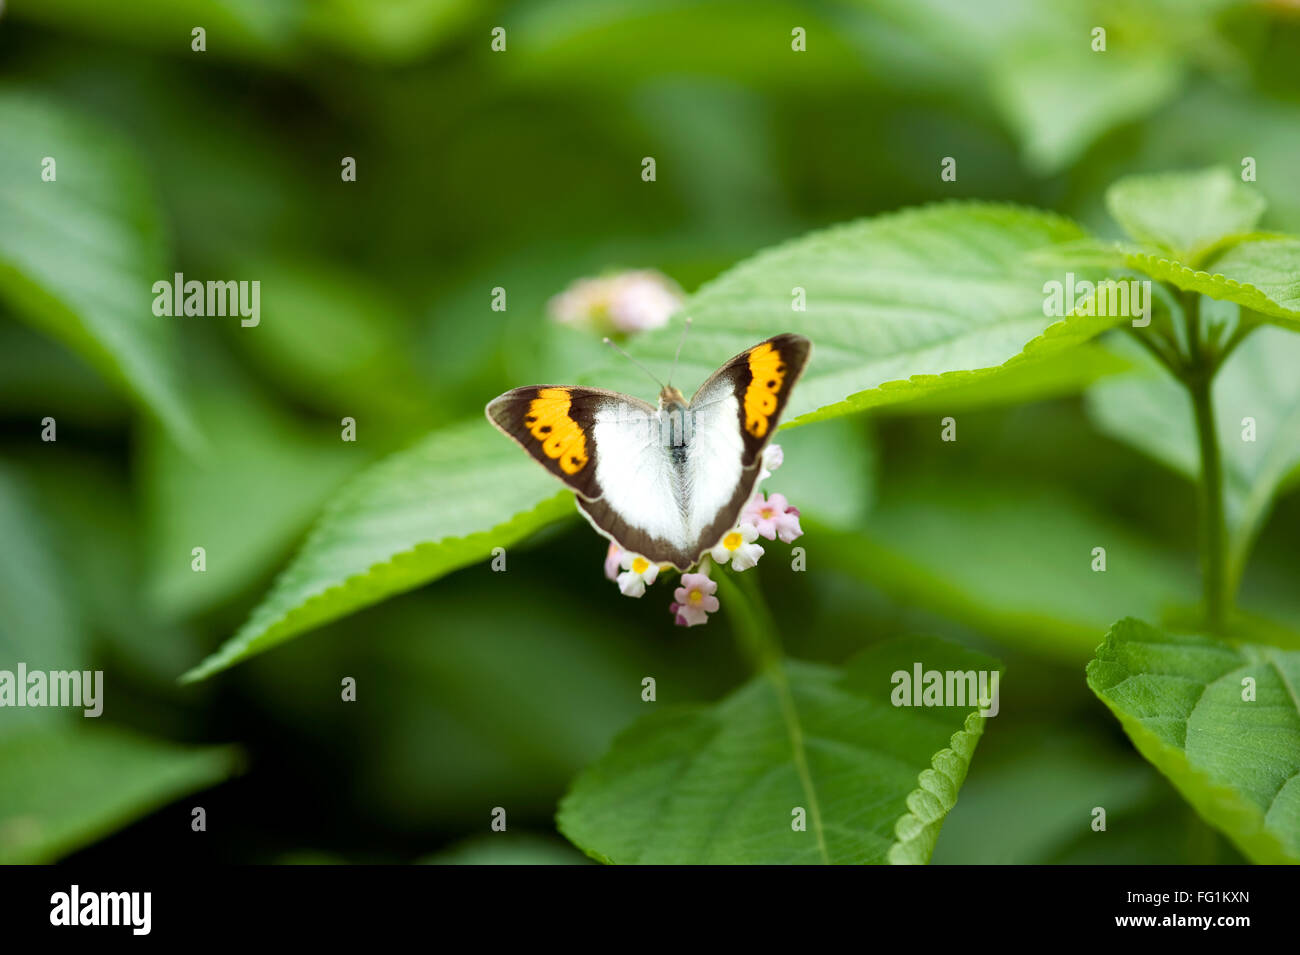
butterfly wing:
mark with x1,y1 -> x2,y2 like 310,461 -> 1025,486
689,332 -> 812,468
485,385 -> 655,501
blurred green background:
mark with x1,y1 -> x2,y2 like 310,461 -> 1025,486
3,0 -> 1300,864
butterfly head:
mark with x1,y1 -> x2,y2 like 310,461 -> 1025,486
658,385 -> 688,411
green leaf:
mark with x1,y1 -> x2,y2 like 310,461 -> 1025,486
1086,325 -> 1300,592
7,0 -> 300,62
0,467 -> 84,682
558,636 -> 998,864
822,478 -> 1197,662
992,51 -> 1182,177
0,726 -> 239,863
581,203 -> 1126,428
1106,168 -> 1266,265
208,203 -> 1124,679
182,420 -> 572,682
1124,239 -> 1300,331
228,258 -> 435,429
301,0 -> 476,63
1086,618 -> 1300,864
16,452 -> 203,682
143,368 -> 364,620
0,91 -> 199,449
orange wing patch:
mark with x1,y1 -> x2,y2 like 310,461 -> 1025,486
742,343 -> 788,438
524,388 -> 589,474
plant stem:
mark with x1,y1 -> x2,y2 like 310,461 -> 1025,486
715,569 -> 830,863
1185,296 -> 1230,632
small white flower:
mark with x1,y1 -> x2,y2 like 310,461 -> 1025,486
617,551 -> 659,597
710,523 -> 764,571
759,444 -> 783,482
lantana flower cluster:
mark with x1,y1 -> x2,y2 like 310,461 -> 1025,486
602,444 -> 802,626
548,269 -> 684,336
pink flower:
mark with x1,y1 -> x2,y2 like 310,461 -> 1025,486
548,270 -> 683,335
672,572 -> 719,627
606,271 -> 683,333
742,492 -> 803,543
604,541 -> 622,581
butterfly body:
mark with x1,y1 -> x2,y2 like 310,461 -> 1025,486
487,333 -> 810,570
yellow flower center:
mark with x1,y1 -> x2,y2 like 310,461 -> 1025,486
723,531 -> 743,551
688,589 -> 704,605
760,508 -> 774,519
631,556 -> 649,574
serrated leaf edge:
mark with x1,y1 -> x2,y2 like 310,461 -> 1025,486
887,708 -> 986,865
180,489 -> 572,682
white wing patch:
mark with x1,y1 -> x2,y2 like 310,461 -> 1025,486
590,392 -> 746,553
591,402 -> 686,548
684,392 -> 744,539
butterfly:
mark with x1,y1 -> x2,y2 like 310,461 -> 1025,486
486,332 -> 811,570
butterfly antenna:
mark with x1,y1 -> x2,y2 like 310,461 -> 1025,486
602,337 -> 664,389
667,316 -> 692,387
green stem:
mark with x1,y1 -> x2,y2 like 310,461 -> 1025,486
1185,297 -> 1230,632
715,569 -> 830,864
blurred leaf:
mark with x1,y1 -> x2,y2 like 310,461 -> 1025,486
301,0 -> 476,63
1125,239 -> 1300,331
229,258 -> 434,431
16,453 -> 203,682
9,0 -> 473,64
420,833 -> 590,865
504,0 -> 865,89
992,51 -> 1181,177
0,319 -> 126,424
863,0 -> 1209,173
1086,325 -> 1300,591
0,91 -> 199,448
1106,168 -> 1266,265
582,204 -> 1127,427
144,363 -> 363,620
7,0 -> 300,61
356,585 -> 672,824
559,636 -> 998,864
1087,617 -> 1300,864
932,724 -> 1244,864
183,420 -> 571,681
0,467 -> 85,735
0,726 -> 239,864
824,478 -> 1196,662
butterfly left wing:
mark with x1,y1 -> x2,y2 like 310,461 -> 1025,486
485,385 -> 655,501
689,332 -> 812,468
